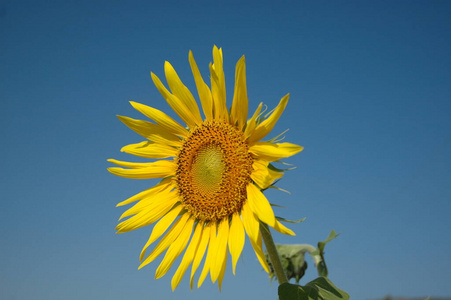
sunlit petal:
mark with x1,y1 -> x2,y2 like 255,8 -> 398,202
130,101 -> 189,137
244,102 -> 263,139
197,222 -> 217,288
247,183 -> 277,227
251,160 -> 284,190
155,217 -> 195,279
107,160 -> 175,179
151,72 -> 199,129
210,46 -> 228,121
139,213 -> 190,269
164,61 -> 203,124
189,51 -> 213,120
241,201 -> 270,273
248,94 -> 290,144
115,178 -> 172,207
117,115 -> 181,146
171,222 -> 203,290
228,212 -> 245,275
140,205 -> 183,261
249,142 -> 304,162
230,56 -> 248,129
210,218 -> 228,283
190,222 -> 210,290
120,141 -> 178,159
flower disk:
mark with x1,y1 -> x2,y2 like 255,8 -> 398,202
176,120 -> 253,222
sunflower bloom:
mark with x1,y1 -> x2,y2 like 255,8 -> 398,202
108,46 -> 303,290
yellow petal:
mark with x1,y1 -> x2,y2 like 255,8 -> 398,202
273,219 -> 295,236
241,201 -> 259,244
151,72 -> 199,129
171,222 -> 203,290
246,183 -> 277,227
107,160 -> 176,179
251,231 -> 269,273
248,94 -> 290,144
155,217 -> 195,279
189,50 -> 213,120
210,46 -> 228,121
139,213 -> 190,269
241,201 -> 270,273
228,212 -> 245,275
108,158 -> 164,169
164,61 -> 203,124
140,205 -> 183,261
198,222 -> 217,288
251,160 -> 284,190
210,218 -> 229,283
217,248 -> 227,291
230,55 -> 248,129
120,141 -> 178,159
117,115 -> 181,146
130,101 -> 189,137
190,222 -> 210,290
115,178 -> 172,207
116,192 -> 178,233
118,187 -> 175,220
249,142 -> 304,162
244,102 -> 263,139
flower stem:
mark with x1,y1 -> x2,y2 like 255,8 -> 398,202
260,222 -> 288,285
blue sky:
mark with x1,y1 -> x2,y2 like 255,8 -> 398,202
1,1 -> 450,299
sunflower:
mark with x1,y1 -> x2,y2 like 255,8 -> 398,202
108,46 -> 303,290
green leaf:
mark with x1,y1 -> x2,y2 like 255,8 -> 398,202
278,277 -> 349,300
316,230 -> 340,277
318,230 -> 340,253
279,282 -> 304,300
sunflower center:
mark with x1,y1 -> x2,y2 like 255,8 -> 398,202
192,144 -> 224,194
175,120 -> 253,222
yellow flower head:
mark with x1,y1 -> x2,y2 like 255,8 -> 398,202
108,46 -> 303,290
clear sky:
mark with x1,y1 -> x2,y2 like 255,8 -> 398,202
1,1 -> 450,299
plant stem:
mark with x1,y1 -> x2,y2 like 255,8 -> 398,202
260,222 -> 288,285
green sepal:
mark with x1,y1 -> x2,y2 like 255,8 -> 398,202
261,179 -> 290,194
268,163 -> 296,172
268,129 -> 289,143
276,216 -> 306,224
271,204 -> 287,208
266,185 -> 290,194
255,104 -> 268,125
